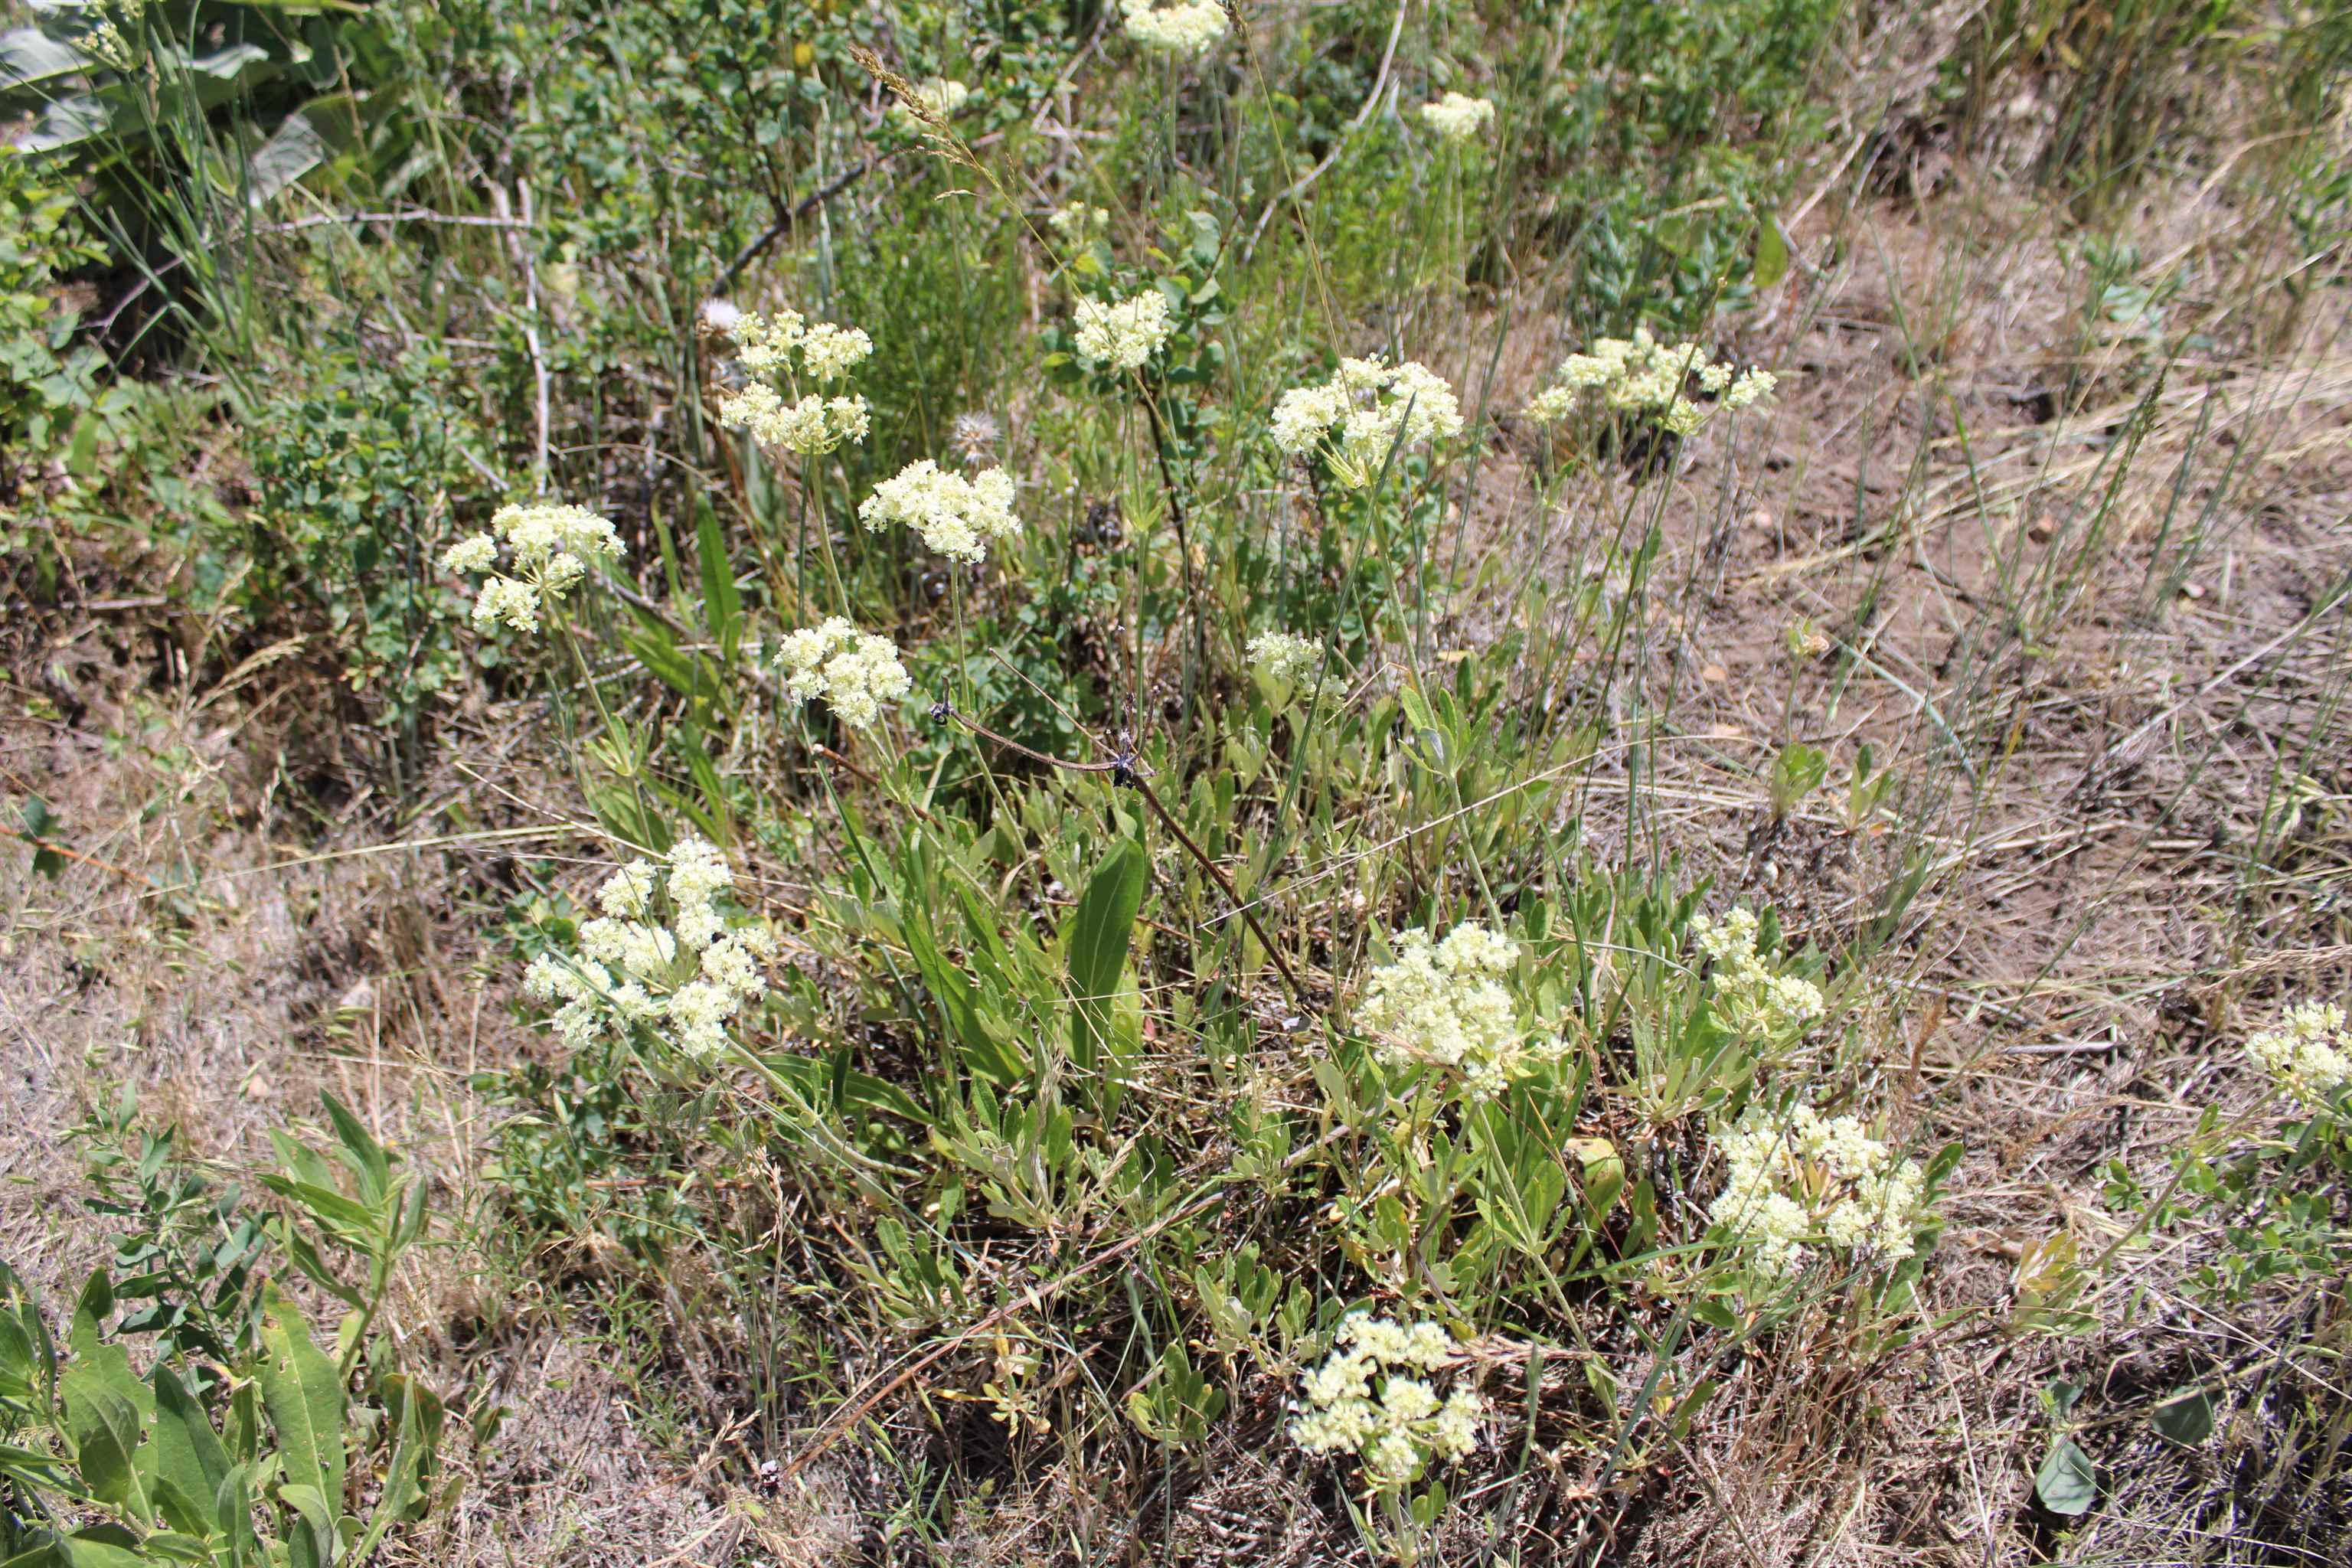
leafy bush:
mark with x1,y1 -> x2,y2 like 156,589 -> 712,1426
2,1094 -> 444,1566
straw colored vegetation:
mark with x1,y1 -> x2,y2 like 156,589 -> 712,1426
2,2 -> 2348,1564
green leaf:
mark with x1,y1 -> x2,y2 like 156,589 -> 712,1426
1753,213 -> 1791,290
2151,1386 -> 2215,1446
151,1365 -> 232,1533
256,1285 -> 345,1522
59,1368 -> 149,1520
694,502 -> 741,666
2035,1436 -> 2096,1515
1064,837 -> 1148,1076
320,1093 -> 390,1207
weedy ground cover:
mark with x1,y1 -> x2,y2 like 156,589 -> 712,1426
2,2 -> 2349,1564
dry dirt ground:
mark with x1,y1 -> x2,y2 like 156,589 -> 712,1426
5,162 -> 2348,1564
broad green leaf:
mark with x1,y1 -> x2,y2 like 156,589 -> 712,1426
694,502 -> 740,666
2035,1436 -> 2096,1515
0,28 -> 85,101
2151,1386 -> 2215,1446
151,1365 -> 232,1530
59,1370 -> 149,1520
1064,837 -> 1147,1075
257,1286 -> 345,1522
320,1093 -> 390,1207
1753,213 -> 1791,289
247,110 -> 329,205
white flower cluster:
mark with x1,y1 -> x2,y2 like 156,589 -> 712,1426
1691,908 -> 1824,1043
1356,923 -> 1565,1099
1708,1103 -> 1929,1277
1047,203 -> 1109,244
1416,91 -> 1495,145
1119,0 -> 1228,56
1073,288 -> 1174,372
1524,327 -> 1776,437
1272,356 -> 1465,488
858,459 -> 1024,564
2247,1001 -> 2352,1112
716,309 -> 874,455
1292,1312 -> 1481,1489
521,840 -> 775,1062
441,501 -> 625,633
775,617 -> 913,729
1248,630 -> 1323,685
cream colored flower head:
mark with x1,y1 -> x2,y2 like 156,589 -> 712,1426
716,308 -> 873,454
774,617 -> 913,730
523,838 -> 774,1062
858,459 -> 1024,564
441,501 -> 624,633
1525,327 -> 1777,436
1417,91 -> 1495,145
1073,288 -> 1174,372
1119,0 -> 1228,56
1272,355 -> 1465,487
1292,1312 -> 1481,1491
1355,921 -> 1565,1100
1691,908 -> 1823,1043
1248,630 -> 1323,686
2247,1002 -> 2351,1112
1707,1101 -> 1932,1281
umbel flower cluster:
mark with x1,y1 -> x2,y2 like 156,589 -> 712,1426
1272,356 -> 1466,488
1119,0 -> 1228,55
776,618 -> 913,730
858,459 -> 1024,564
1524,327 -> 1776,437
1292,1312 -> 1482,1490
1417,91 -> 1495,145
442,501 -> 624,632
716,309 -> 874,455
1248,629 -> 1324,685
1707,1103 -> 1929,1277
1073,287 -> 1174,371
523,840 -> 774,1063
2247,1001 -> 2351,1112
1691,908 -> 1825,1043
1356,922 -> 1566,1099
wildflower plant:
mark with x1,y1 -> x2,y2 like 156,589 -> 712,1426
1355,922 -> 1566,1101
776,616 -> 914,730
1072,286 -> 1174,372
859,459 -> 1024,564
1706,1101 -> 1934,1283
1272,356 -> 1466,488
2246,1001 -> 2351,1113
715,308 -> 874,455
1524,327 -> 1775,439
1119,0 -> 1228,57
1249,629 -> 1326,688
1291,1312 -> 1481,1491
522,838 -> 774,1063
1691,908 -> 1826,1046
440,501 -> 624,632
1416,91 -> 1496,145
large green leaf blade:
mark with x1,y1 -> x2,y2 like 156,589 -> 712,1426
1064,837 -> 1147,1074
150,1364 -> 232,1534
256,1285 -> 345,1521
